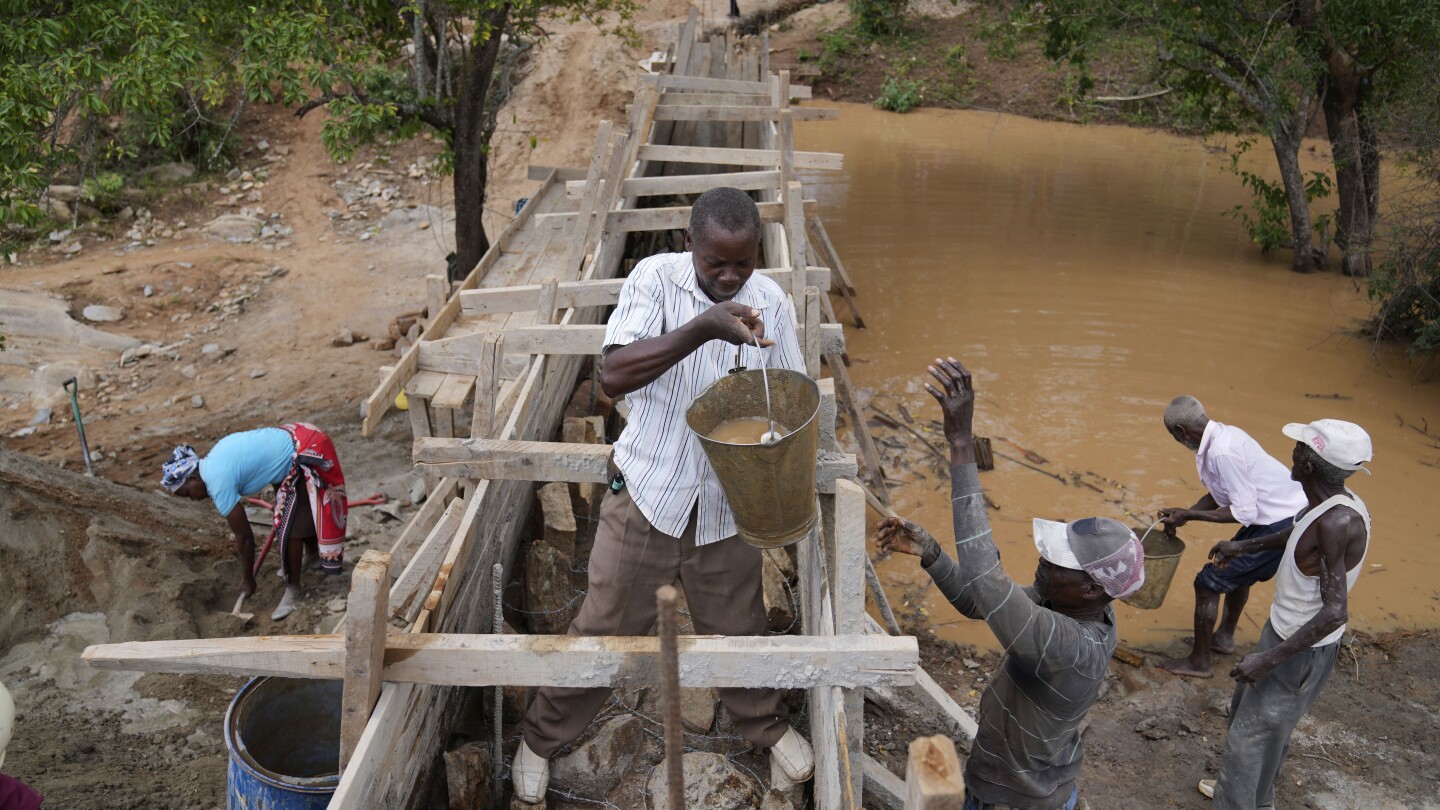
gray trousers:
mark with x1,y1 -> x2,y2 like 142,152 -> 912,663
520,485 -> 788,757
1214,621 -> 1340,810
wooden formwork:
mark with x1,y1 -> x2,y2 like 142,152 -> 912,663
82,8 -> 978,809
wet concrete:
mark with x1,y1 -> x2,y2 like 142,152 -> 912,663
800,103 -> 1440,650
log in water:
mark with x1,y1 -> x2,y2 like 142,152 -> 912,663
709,416 -> 788,444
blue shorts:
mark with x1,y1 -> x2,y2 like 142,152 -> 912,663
1194,516 -> 1296,594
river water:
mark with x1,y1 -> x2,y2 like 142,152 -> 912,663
799,103 -> 1440,651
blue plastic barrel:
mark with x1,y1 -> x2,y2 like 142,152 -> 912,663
224,677 -> 343,810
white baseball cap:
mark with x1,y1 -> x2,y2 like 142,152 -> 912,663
1282,419 -> 1373,474
1032,517 -> 1146,599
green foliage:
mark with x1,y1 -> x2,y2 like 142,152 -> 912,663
979,5 -> 1033,61
1223,140 -> 1333,253
80,172 -> 125,209
851,0 -> 910,39
875,74 -> 923,113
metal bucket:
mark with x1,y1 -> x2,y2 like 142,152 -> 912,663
224,677 -> 342,810
1120,524 -> 1187,610
686,369 -> 820,549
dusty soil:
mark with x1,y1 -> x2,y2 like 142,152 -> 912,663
2,4 -> 1436,810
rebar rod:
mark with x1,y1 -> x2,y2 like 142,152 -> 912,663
656,584 -> 685,809
491,563 -> 504,805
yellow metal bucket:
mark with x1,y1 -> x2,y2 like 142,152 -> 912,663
1120,523 -> 1187,610
686,369 -> 819,549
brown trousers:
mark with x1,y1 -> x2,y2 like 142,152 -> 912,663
520,485 -> 788,757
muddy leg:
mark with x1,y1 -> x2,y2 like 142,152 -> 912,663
1212,585 -> 1248,655
1160,583 -> 1218,678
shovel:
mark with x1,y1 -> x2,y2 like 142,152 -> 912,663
220,525 -> 277,623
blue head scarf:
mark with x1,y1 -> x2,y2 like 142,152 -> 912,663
161,445 -> 201,492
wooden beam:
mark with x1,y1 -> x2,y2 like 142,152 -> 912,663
862,754 -> 906,810
565,120 -> 615,277
340,550 -> 391,771
803,286 -> 821,378
864,615 -> 979,739
82,633 -> 918,689
525,165 -> 587,182
459,266 -> 831,316
389,498 -> 466,624
414,438 -> 612,483
904,736 -> 965,809
648,72 -> 812,99
564,169 -> 782,199
639,144 -> 842,171
425,274 -> 448,325
471,334 -> 503,440
652,105 -> 836,122
539,198 -> 818,233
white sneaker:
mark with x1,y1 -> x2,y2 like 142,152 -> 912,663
1198,779 -> 1215,799
271,586 -> 302,621
512,737 -> 550,803
770,725 -> 814,783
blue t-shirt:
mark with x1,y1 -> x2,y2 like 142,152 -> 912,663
199,427 -> 296,516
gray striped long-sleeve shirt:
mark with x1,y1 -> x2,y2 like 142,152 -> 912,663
921,464 -> 1116,808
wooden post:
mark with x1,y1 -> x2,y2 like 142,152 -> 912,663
425,274 -> 448,323
974,437 -> 994,471
904,735 -> 965,809
785,181 -> 808,309
804,286 -> 821,379
834,479 -> 867,806
537,277 -> 560,325
657,585 -> 685,810
340,550 -> 392,771
472,333 -> 504,440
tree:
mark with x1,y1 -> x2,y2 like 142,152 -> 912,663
1,1 -> 639,277
1042,0 -> 1440,275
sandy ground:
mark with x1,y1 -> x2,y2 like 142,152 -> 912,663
2,3 -> 1438,809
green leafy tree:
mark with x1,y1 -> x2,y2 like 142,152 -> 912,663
1041,0 -> 1440,275
1,0 -> 638,276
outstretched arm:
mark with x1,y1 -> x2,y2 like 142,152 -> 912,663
224,503 -> 258,597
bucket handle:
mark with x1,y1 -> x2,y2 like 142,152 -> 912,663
1137,518 -> 1168,548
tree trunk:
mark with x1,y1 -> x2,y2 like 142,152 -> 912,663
1321,66 -> 1374,276
1272,123 -> 1317,274
450,6 -> 509,282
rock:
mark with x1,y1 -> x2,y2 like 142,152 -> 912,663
1134,716 -> 1159,733
760,789 -> 796,810
29,408 -> 52,425
249,368 -> 266,379
409,477 -> 428,504
769,755 -> 806,810
61,242 -> 82,255
1204,691 -> 1232,718
371,338 -> 397,351
143,285 -> 153,297
82,304 -> 124,323
681,687 -> 717,734
178,364 -> 198,380
256,139 -> 270,151
76,202 -> 101,221
202,213 -> 262,243
761,552 -> 795,632
443,741 -> 492,810
326,597 -> 347,613
120,347 -> 138,367
331,330 -> 355,348
550,715 -> 642,800
115,206 -> 134,224
201,343 -> 222,355
1180,717 -> 1202,734
535,482 -> 577,557
190,395 -> 205,409
525,542 -> 577,635
963,658 -> 981,669
48,184 -> 80,202
140,162 -> 195,183
1142,727 -> 1169,741
647,752 -> 762,810
48,198 -> 73,221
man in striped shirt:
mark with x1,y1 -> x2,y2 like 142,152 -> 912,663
514,187 -> 813,803
878,358 -> 1146,809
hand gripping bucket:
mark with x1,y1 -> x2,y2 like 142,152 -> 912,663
1119,522 -> 1187,610
686,369 -> 820,549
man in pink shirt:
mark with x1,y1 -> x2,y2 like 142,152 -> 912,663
1157,396 -> 1307,678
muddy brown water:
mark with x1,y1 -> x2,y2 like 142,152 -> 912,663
799,104 -> 1440,651
710,416 -> 787,444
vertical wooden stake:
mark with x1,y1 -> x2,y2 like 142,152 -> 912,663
340,549 -> 391,771
425,274 -> 448,323
537,277 -> 560,325
472,333 -> 504,440
785,182 -> 808,307
804,286 -> 821,379
904,735 -> 965,809
656,585 -> 685,810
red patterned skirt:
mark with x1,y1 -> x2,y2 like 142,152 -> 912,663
273,422 -> 347,581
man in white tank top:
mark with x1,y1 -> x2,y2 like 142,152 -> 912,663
1196,419 -> 1373,810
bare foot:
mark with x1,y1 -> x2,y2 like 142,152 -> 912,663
1181,634 -> 1238,655
1158,656 -> 1214,678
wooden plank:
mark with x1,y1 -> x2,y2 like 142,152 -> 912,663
863,754 -> 906,810
564,169 -> 782,199
471,333 -> 504,440
804,286 -> 821,378
539,198 -> 819,233
389,499 -> 467,624
905,736 -> 965,809
405,370 -> 443,445
431,374 -> 474,412
828,347 -> 890,507
565,120 -> 615,277
832,479 -> 867,635
810,220 -> 866,328
386,477 -> 460,568
649,72 -> 812,99
526,165 -> 588,182
82,633 -> 919,689
425,274 -> 448,324
340,550 -> 391,771
459,266 -> 830,316
652,105 -> 836,122
811,216 -> 859,296
639,144 -> 842,171
671,7 -> 698,80
413,438 -> 612,483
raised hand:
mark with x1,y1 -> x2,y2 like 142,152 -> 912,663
923,356 -> 975,462
876,516 -> 942,568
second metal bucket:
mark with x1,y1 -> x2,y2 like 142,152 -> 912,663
686,369 -> 820,549
1120,525 -> 1187,610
